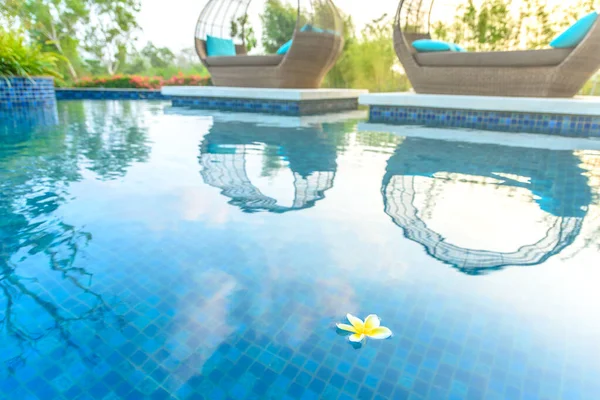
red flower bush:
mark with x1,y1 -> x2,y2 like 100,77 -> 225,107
74,74 -> 212,89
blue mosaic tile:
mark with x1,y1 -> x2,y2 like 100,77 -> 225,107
172,96 -> 358,116
0,77 -> 56,111
0,77 -> 58,135
55,88 -> 169,100
369,105 -> 600,138
1,100 -> 599,400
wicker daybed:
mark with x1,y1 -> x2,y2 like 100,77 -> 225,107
194,0 -> 344,88
394,0 -> 600,97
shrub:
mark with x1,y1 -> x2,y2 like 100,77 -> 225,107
163,74 -> 211,86
0,29 -> 61,79
73,74 -> 211,89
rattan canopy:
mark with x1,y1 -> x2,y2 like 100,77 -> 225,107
394,0 -> 600,97
194,0 -> 344,88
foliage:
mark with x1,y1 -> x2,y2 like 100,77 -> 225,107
322,13 -> 356,88
434,0 -> 520,51
140,42 -> 175,69
83,0 -> 140,75
118,44 -> 207,77
1,0 -> 88,80
231,14 -> 258,52
4,0 -> 600,93
323,14 -> 410,92
1,0 -> 141,79
0,28 -> 61,79
519,0 -> 559,49
260,0 -> 299,54
163,74 -> 212,87
73,74 -> 211,89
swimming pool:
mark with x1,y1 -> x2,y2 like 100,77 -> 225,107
1,100 -> 599,400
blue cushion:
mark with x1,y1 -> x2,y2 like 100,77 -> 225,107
550,11 -> 598,48
276,25 -> 324,55
413,40 -> 462,52
276,39 -> 293,55
206,35 -> 236,57
452,44 -> 466,52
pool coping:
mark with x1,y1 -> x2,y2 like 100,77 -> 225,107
359,93 -> 600,138
162,86 -> 368,101
163,86 -> 368,116
359,93 -> 600,116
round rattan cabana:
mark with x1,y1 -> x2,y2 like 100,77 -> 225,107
199,121 -> 338,213
195,0 -> 344,88
382,138 -> 590,274
394,0 -> 600,97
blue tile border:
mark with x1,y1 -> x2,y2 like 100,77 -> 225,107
369,105 -> 600,138
172,96 -> 359,116
55,89 -> 170,101
0,77 -> 56,111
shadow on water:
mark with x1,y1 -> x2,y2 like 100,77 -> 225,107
198,120 -> 346,213
0,101 -> 151,375
382,137 -> 593,274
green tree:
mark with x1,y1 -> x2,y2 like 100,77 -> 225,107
141,42 -> 175,69
84,0 -> 140,75
433,0 -> 519,51
1,0 -> 140,79
354,15 -> 407,92
323,14 -> 356,88
260,0 -> 299,54
517,0 -> 559,49
231,14 -> 258,52
1,0 -> 89,80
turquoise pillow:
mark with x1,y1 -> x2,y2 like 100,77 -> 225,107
276,39 -> 293,55
276,25 -> 321,55
452,43 -> 466,52
550,11 -> 598,48
413,40 -> 461,52
206,35 -> 236,57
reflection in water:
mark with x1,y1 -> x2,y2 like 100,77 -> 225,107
2,103 -> 599,398
382,138 -> 593,274
0,105 -> 58,138
199,121 -> 341,213
0,101 -> 151,374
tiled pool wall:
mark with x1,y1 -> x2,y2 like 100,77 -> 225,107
0,77 -> 58,131
171,96 -> 359,116
369,105 -> 600,138
55,89 -> 170,100
0,77 -> 56,111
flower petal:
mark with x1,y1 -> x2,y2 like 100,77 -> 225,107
336,323 -> 358,333
364,314 -> 380,331
366,326 -> 392,339
348,333 -> 365,343
346,314 -> 364,331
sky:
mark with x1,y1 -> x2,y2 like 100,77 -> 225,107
137,0 -> 393,52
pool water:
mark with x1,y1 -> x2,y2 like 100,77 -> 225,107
1,101 -> 599,400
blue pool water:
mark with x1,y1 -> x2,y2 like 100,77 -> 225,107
1,101 -> 599,400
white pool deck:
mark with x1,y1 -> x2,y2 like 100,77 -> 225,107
162,86 -> 368,101
359,93 -> 600,116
